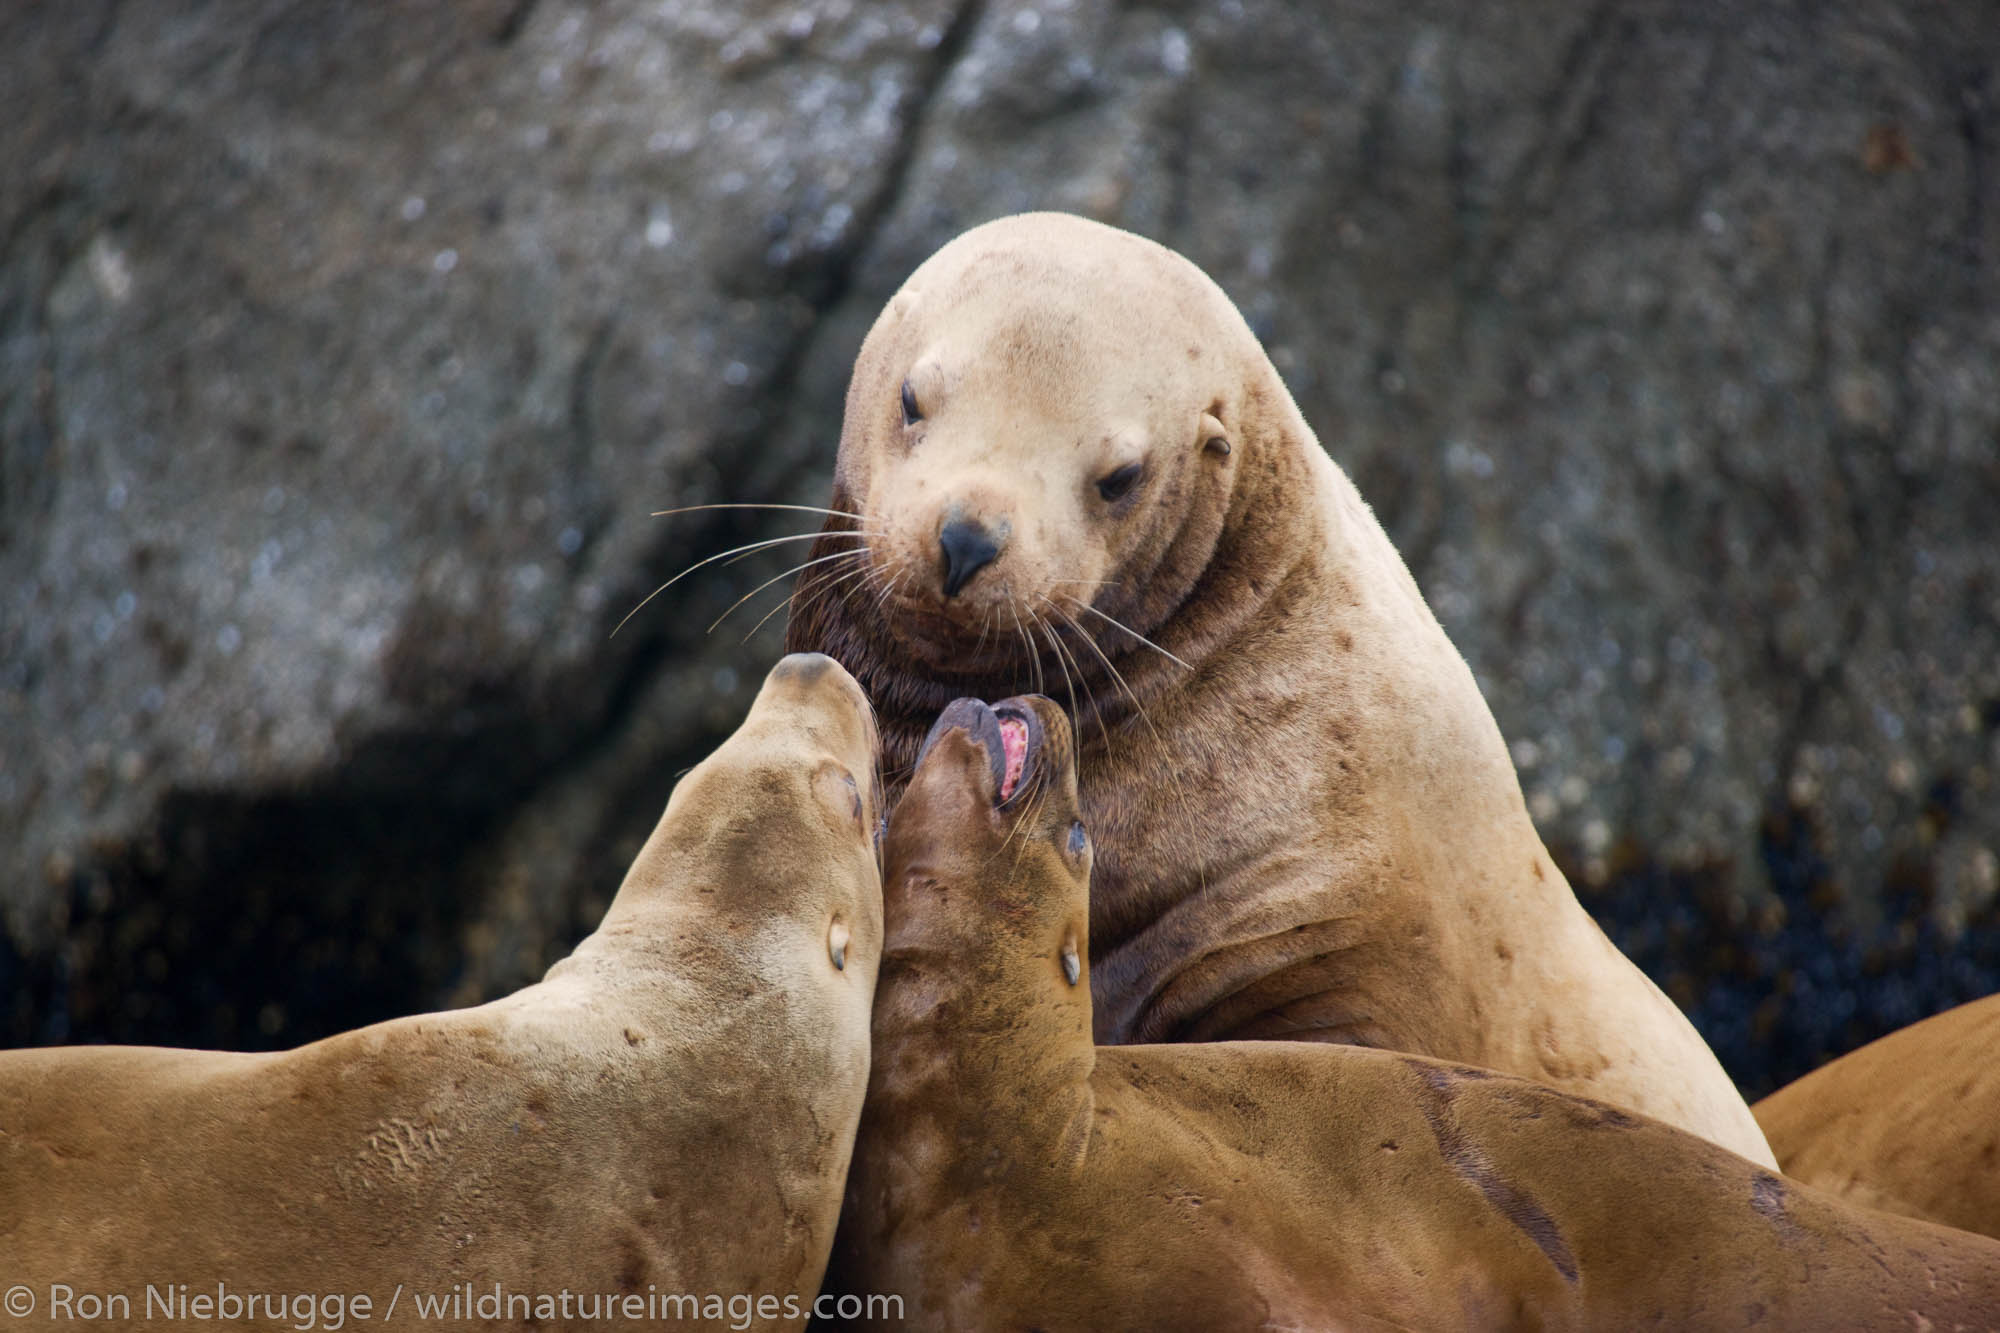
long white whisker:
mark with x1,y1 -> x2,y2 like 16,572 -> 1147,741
650,502 -> 869,522
760,552 -> 872,632
610,530 -> 871,638
1067,597 -> 1192,671
873,566 -> 906,618
1040,596 -> 1112,756
1007,598 -> 1044,698
1035,610 -> 1086,743
1052,598 -> 1200,839
713,549 -> 870,636
974,602 -> 995,659
1052,599 -> 1160,744
749,557 -> 877,644
718,528 -> 880,573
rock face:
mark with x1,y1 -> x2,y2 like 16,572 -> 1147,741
4,0 -> 1996,1094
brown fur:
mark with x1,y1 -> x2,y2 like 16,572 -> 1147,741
1756,992 -> 2000,1240
786,211 -> 1772,1164
832,698 -> 2000,1330
0,654 -> 882,1333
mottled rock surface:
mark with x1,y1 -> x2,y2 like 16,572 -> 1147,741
4,0 -> 1996,1094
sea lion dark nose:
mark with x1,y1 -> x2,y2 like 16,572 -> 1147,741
938,518 -> 1001,598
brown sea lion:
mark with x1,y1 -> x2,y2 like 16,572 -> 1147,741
830,695 -> 2000,1331
0,653 -> 882,1333
1755,991 -> 2000,1240
785,211 -> 1773,1164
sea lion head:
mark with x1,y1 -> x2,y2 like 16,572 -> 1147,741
881,692 -> 1092,1003
636,652 -> 884,979
831,212 -> 1265,680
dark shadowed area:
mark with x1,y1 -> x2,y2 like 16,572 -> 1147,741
3,0 -> 1996,1098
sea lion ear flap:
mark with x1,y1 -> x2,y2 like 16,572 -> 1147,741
1199,409 -> 1231,458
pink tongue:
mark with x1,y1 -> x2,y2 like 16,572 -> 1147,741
997,718 -> 1028,800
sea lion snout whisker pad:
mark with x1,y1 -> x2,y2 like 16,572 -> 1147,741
787,210 -> 1775,1166
828,694 -> 2000,1331
0,652 -> 883,1329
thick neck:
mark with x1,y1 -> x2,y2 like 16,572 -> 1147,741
869,938 -> 1095,1123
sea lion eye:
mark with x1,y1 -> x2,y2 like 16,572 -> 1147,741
900,379 -> 922,426
1096,463 -> 1142,503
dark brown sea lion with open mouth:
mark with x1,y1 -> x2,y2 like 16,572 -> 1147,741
829,694 -> 2000,1331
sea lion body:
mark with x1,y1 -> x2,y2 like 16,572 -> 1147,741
1755,992 -> 2000,1240
833,697 -> 2000,1331
0,654 -> 883,1332
787,211 -> 1771,1164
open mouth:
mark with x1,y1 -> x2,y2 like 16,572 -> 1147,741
997,715 -> 1028,799
916,696 -> 1046,804
991,698 -> 1042,802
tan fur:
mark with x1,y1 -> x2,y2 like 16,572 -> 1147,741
1755,992 -> 2000,1240
0,654 -> 883,1333
787,211 -> 1773,1164
832,699 -> 2000,1330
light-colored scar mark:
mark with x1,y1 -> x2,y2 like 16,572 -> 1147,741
1405,1060 -> 1579,1284
0,1123 -> 81,1164
332,1116 -> 452,1195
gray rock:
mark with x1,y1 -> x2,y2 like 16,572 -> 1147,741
4,0 -> 1996,1091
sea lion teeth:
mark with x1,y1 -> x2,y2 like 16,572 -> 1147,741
997,718 -> 1027,800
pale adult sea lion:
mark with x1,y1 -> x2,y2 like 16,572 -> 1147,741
0,653 -> 883,1333
785,211 -> 1773,1164
1755,991 -> 2000,1240
830,695 -> 2000,1331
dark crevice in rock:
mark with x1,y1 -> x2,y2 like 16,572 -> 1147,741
1959,63 -> 1992,275
567,313 -> 615,469
492,0 -> 539,47
386,0 -> 1006,1003
1581,815 -> 2000,1101
565,0 -> 993,685
85,0 -> 125,58
13,787 -> 506,1051
1471,0 -> 1624,282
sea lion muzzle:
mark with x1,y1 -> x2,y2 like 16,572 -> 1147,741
914,696 -> 1048,805
916,698 -> 1010,802
938,515 -> 1003,597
